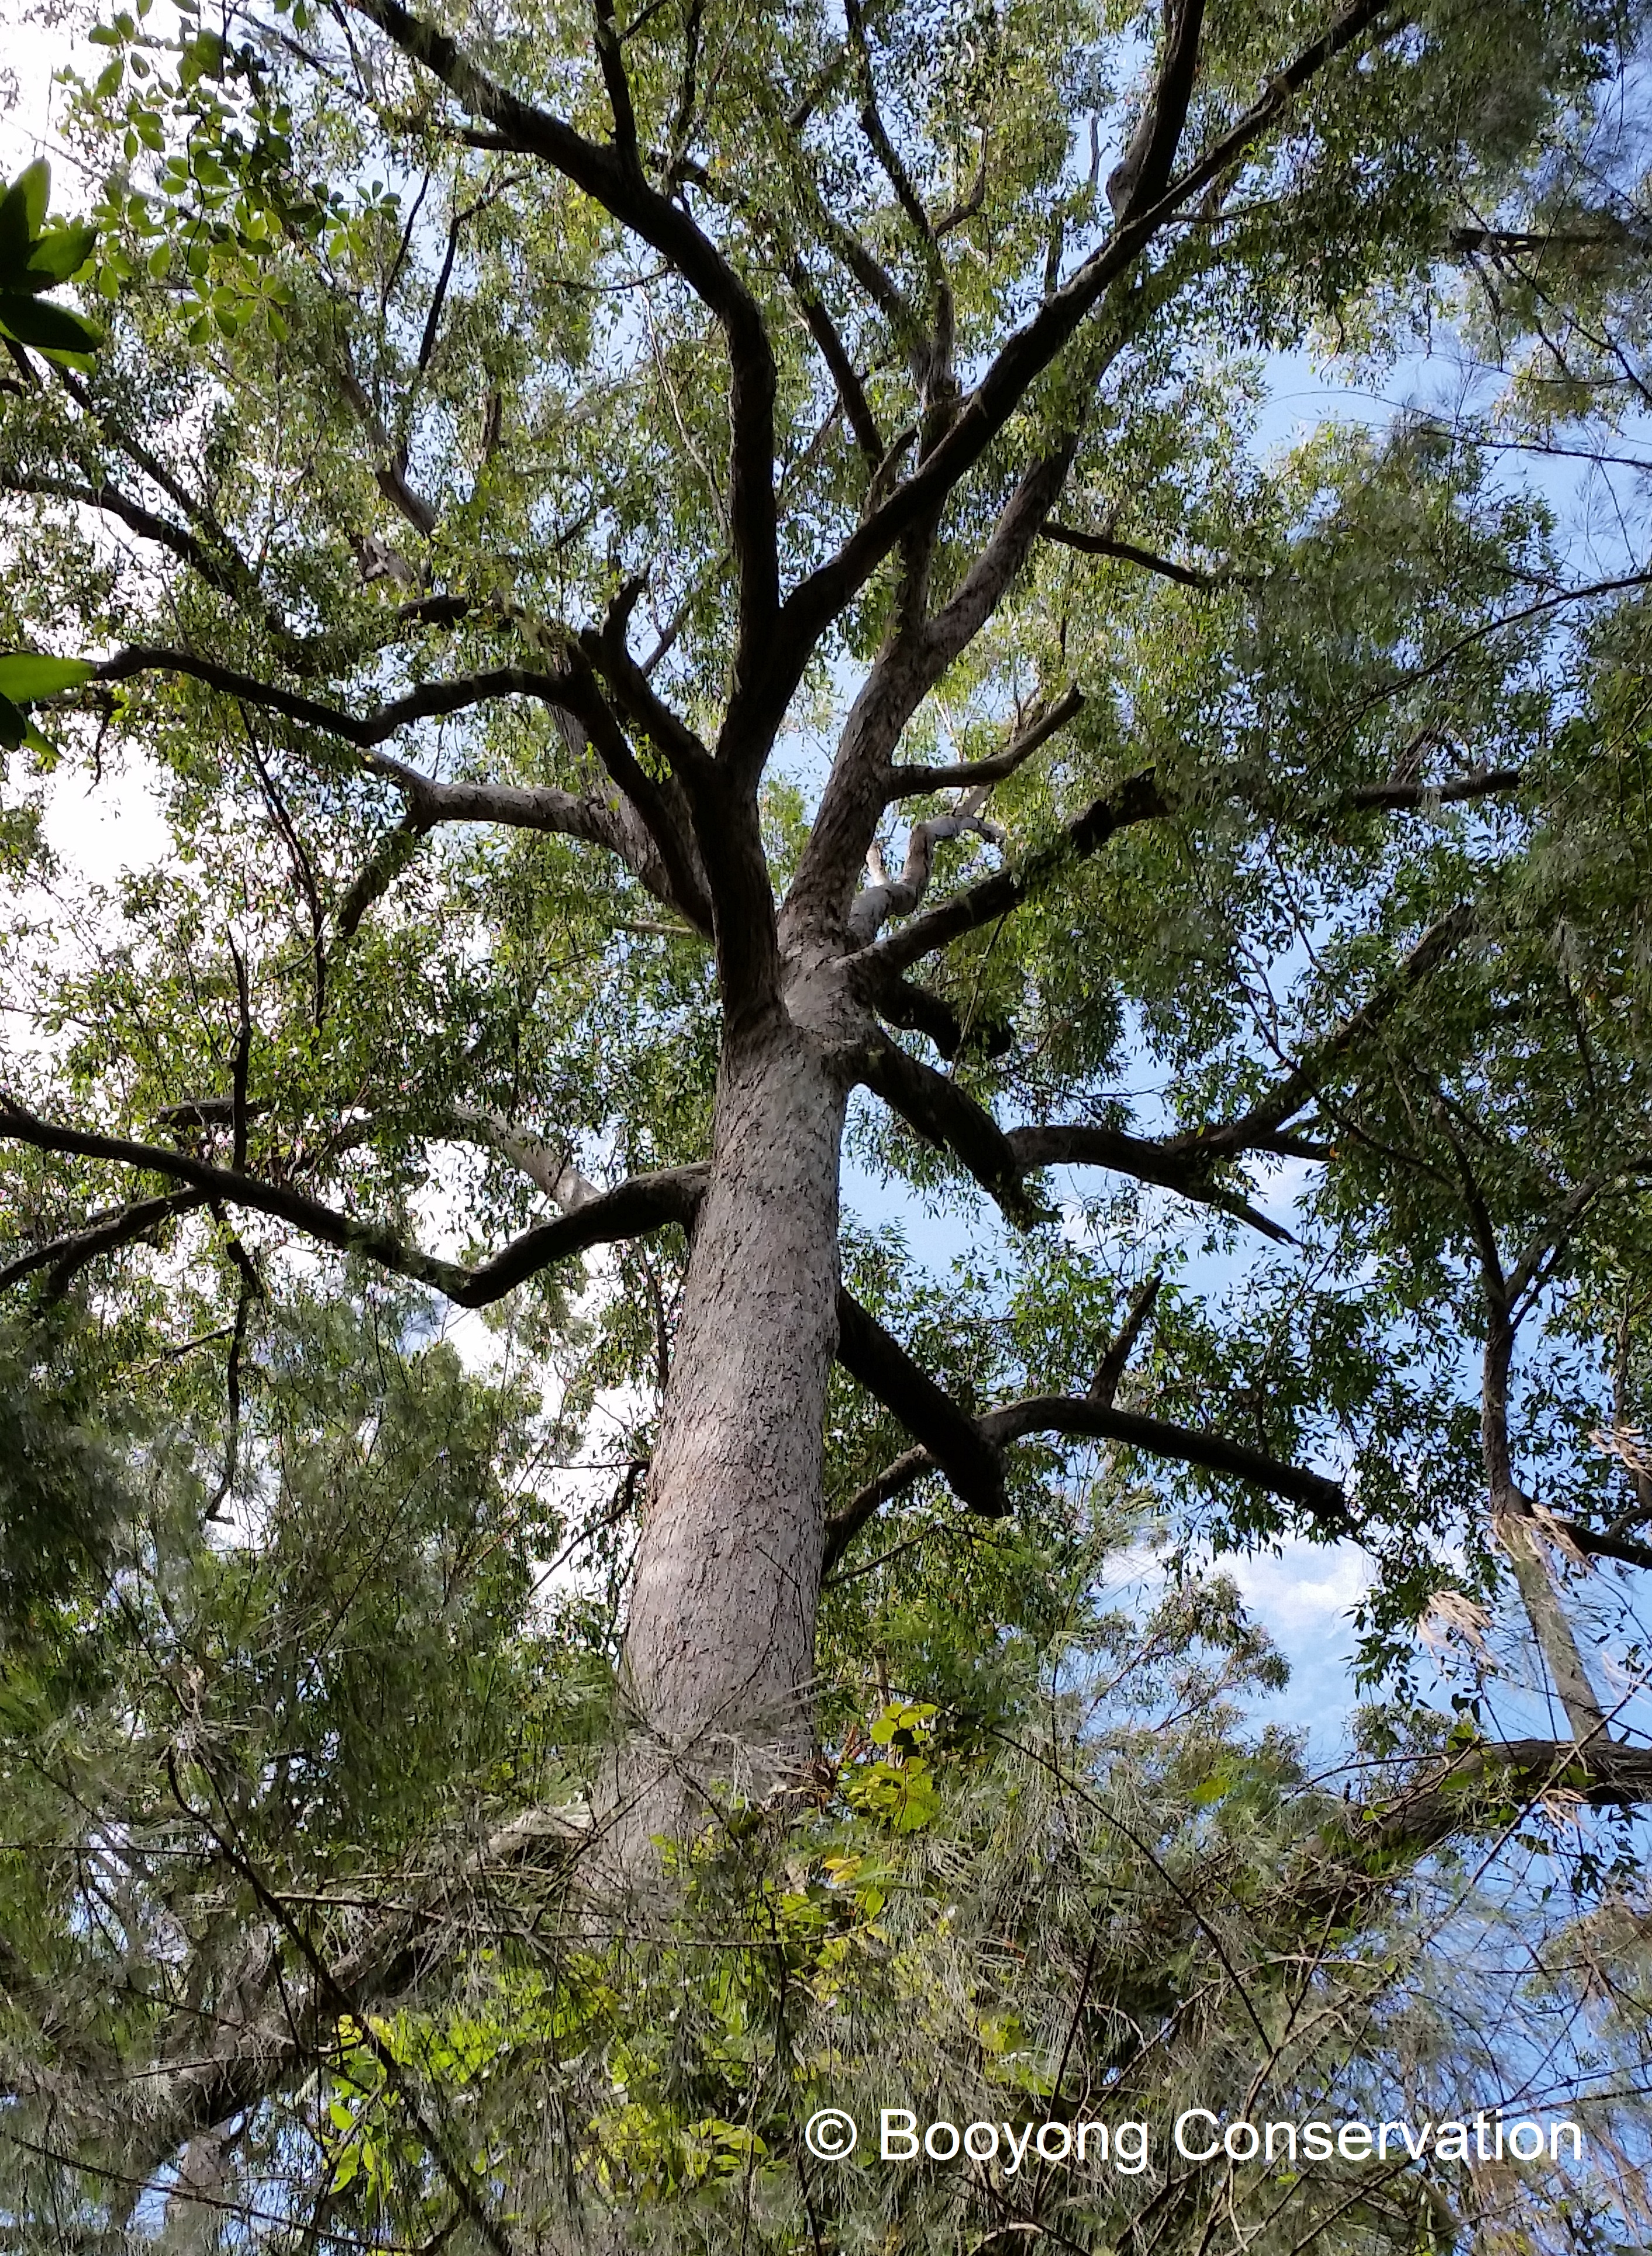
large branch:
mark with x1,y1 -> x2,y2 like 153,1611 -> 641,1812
87,645 -> 710,926
94,645 -> 584,756
824,1341 -> 1349,1571
1556,1518 -> 1652,1574
849,744 -> 1490,994
344,0 -> 780,722
1338,766 -> 1523,812
3,471 -> 291,638
886,684 -> 1084,796
582,595 -> 778,1018
978,1394 -> 1349,1524
869,969 -> 1009,1062
854,1025 -> 1297,1237
0,1190 -> 204,1294
1041,520 -> 1225,591
861,882 -> 1483,1236
1179,905 -> 1478,1157
868,767 -> 1172,974
1005,1122 -> 1294,1243
789,268 -> 884,466
786,445 -> 1084,945
1105,0 -> 1207,223
854,1035 -> 1041,1226
846,811 -> 1003,945
1348,1738 -> 1652,1861
834,1290 -> 1008,1521
0,1098 -> 705,1308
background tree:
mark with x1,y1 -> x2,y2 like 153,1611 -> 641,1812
5,0 -> 1652,2245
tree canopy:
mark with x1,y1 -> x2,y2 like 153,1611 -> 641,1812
4,0 -> 1652,2248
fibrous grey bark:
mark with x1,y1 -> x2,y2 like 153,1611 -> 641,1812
611,1012 -> 850,1855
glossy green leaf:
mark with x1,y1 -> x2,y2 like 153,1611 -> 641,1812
0,655 -> 94,700
23,225 -> 97,290
0,297 -> 101,353
15,159 -> 48,240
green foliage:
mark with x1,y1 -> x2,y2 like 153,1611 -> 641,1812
0,1310 -> 127,1635
0,159 -> 99,365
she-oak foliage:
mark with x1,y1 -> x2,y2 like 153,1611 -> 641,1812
3,0 -> 1652,2246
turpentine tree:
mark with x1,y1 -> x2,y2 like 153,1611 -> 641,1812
5,0 -> 1652,2247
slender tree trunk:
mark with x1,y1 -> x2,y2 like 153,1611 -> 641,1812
609,1010 -> 848,1862
1483,1304 -> 1607,1744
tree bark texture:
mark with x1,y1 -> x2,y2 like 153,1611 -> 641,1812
612,1013 -> 849,1849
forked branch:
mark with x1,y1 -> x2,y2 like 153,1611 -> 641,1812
825,1298 -> 1348,1572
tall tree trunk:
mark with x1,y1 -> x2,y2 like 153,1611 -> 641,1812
610,1011 -> 847,1864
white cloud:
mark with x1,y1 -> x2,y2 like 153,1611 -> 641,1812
1223,1537 -> 1371,1640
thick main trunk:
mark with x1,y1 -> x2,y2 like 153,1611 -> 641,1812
612,1015 -> 847,1853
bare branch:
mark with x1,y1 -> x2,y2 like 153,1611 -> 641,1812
93,644 -> 577,755
1556,1518 -> 1652,1573
0,1191 -> 204,1296
868,767 -> 1172,974
86,645 -> 712,926
846,811 -> 1003,944
1338,569 -> 1652,729
592,0 -> 640,160
978,1393 -> 1348,1525
0,1096 -> 705,1309
1042,520 -> 1225,590
887,683 -> 1084,796
1448,221 -> 1649,259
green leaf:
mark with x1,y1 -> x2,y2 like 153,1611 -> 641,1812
0,297 -> 101,354
15,159 -> 49,240
0,178 -> 29,277
0,655 -> 95,700
23,225 -> 97,290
